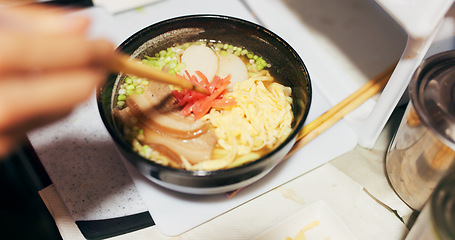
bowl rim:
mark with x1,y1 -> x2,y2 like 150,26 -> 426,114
97,14 -> 312,177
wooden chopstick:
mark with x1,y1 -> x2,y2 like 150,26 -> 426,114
226,63 -> 396,198
109,52 -> 210,95
284,63 -> 396,159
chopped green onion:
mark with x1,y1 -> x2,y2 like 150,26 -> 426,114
117,100 -> 125,107
118,94 -> 127,101
174,63 -> 186,73
135,87 -> 144,95
256,64 -> 265,70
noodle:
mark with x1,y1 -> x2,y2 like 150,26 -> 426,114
198,70 -> 293,170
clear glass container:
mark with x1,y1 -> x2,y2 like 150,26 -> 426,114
386,50 -> 455,210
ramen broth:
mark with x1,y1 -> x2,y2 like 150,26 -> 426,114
113,41 -> 294,171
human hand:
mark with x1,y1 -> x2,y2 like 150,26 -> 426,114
0,5 -> 114,157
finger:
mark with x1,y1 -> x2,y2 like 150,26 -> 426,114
0,33 -> 114,74
0,5 -> 90,35
0,67 -> 106,132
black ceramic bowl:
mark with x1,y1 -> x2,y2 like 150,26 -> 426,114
97,15 -> 312,194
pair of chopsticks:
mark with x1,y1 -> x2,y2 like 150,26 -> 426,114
109,52 -> 210,95
226,63 -> 396,198
283,63 -> 397,160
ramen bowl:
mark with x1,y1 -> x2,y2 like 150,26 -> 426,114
97,15 -> 312,194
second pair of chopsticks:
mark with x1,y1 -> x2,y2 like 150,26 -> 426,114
109,52 -> 210,95
284,63 -> 397,160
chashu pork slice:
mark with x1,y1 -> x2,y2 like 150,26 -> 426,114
114,79 -> 217,166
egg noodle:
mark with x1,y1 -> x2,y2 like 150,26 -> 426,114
186,70 -> 293,171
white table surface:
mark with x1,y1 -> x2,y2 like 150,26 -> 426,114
35,0 -> 418,239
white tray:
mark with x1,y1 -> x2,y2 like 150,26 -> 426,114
252,201 -> 357,240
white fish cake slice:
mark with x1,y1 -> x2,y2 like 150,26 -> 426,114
181,44 -> 219,82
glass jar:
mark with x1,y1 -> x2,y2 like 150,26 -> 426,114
386,50 -> 455,210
